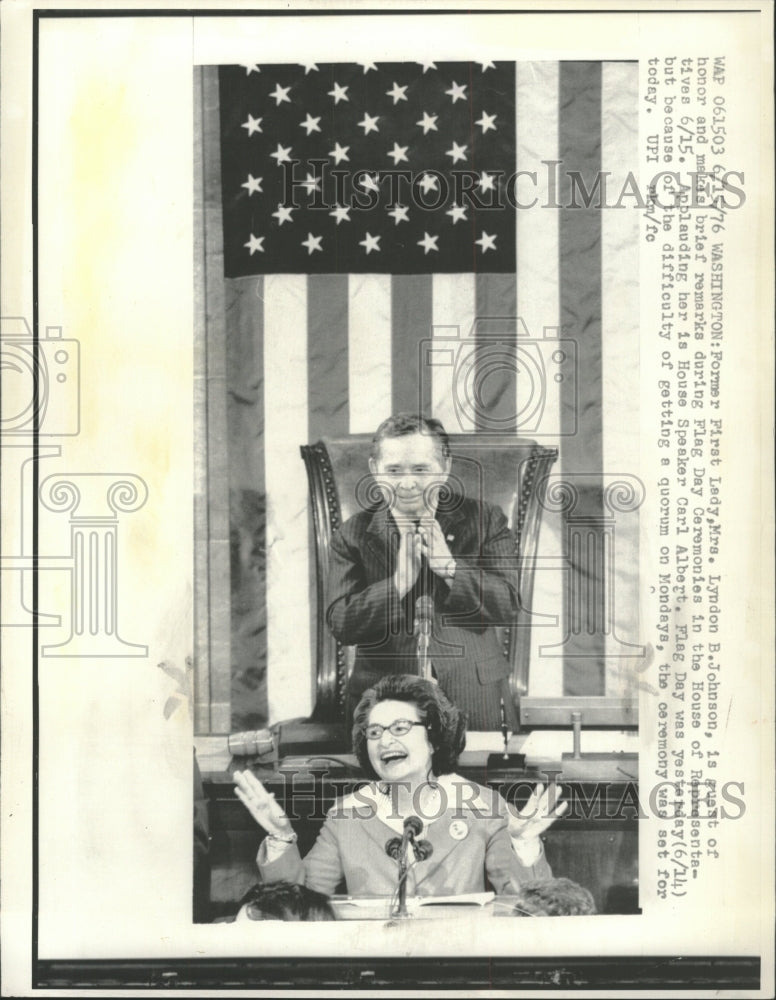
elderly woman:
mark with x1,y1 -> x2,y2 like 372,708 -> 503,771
234,675 -> 566,898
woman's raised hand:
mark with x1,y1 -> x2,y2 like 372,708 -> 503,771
506,783 -> 568,843
234,769 -> 295,840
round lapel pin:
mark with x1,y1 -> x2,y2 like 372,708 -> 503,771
448,819 -> 469,841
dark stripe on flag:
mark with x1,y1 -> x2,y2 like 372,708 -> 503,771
307,275 -> 349,680
308,275 -> 350,438
559,61 -> 605,695
392,275 -> 432,415
226,274 -> 269,728
474,274 -> 517,433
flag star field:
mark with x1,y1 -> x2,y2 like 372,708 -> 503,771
219,62 -> 516,276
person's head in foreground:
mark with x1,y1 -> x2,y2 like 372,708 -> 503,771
352,673 -> 467,785
512,877 -> 596,916
235,880 -> 336,922
368,413 -> 452,520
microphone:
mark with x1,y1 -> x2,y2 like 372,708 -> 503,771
385,817 -> 433,863
413,839 -> 434,861
385,837 -> 403,861
403,815 -> 424,840
386,816 -> 434,917
403,816 -> 434,861
385,816 -> 422,863
398,814 -> 422,862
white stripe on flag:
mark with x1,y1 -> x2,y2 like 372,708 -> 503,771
431,274 -> 476,433
517,62 -> 564,697
516,62 -> 562,442
348,275 -> 392,433
601,61 -> 641,693
264,275 -> 313,722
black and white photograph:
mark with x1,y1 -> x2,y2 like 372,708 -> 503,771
194,51 -> 642,925
0,1 -> 773,995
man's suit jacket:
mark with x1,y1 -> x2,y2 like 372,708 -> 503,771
325,495 -> 519,729
257,776 -> 551,897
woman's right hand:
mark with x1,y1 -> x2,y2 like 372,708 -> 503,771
234,769 -> 295,840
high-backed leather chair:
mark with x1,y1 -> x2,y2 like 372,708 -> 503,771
300,435 -> 557,724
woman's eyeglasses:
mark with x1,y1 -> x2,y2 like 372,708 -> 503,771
364,720 -> 427,740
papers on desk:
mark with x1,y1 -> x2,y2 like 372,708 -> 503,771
332,892 -> 494,911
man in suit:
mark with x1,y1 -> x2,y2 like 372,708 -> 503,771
325,413 -> 519,730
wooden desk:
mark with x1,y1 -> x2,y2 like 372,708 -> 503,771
195,737 -> 639,920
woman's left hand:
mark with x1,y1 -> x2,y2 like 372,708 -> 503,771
506,783 -> 568,843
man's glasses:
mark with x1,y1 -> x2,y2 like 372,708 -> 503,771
364,720 -> 427,740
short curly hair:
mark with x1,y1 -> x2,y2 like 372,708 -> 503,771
512,877 -> 596,916
351,674 -> 467,779
238,881 -> 335,921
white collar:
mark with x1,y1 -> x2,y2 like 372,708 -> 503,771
339,774 -> 492,836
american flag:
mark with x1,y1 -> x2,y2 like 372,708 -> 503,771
202,60 -> 642,729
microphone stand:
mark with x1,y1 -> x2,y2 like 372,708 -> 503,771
387,818 -> 427,919
417,626 -> 431,682
394,845 -> 411,918
386,822 -> 434,918
384,834 -> 413,919
414,595 -> 433,683
412,522 -> 433,682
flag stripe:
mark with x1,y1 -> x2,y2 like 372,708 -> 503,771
200,65 -> 232,732
474,274 -> 517,433
349,275 -> 392,433
431,273 -> 476,433
559,61 -> 605,695
306,275 -> 349,684
517,62 -> 564,697
308,274 -> 350,439
515,62 -> 562,443
264,275 -> 313,722
226,275 -> 269,729
227,277 -> 267,493
391,274 -> 432,414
